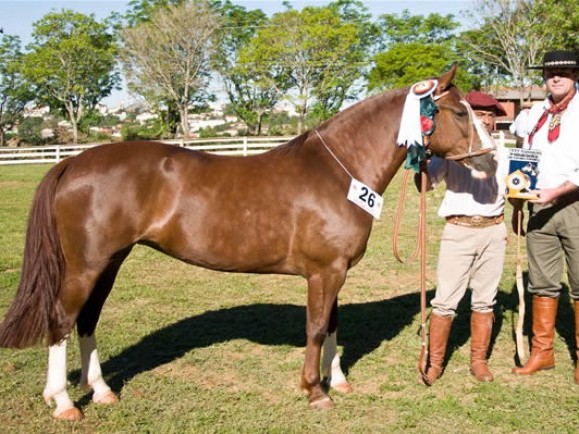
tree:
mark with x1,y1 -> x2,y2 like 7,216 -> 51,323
460,0 -> 577,103
121,0 -> 221,138
531,0 -> 578,50
0,34 -> 34,146
249,4 -> 367,134
125,0 -> 181,27
460,0 -> 543,99
22,10 -> 120,144
368,11 -> 472,92
210,1 -> 284,136
375,9 -> 459,49
369,43 -> 470,91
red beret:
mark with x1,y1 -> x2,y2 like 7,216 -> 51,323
465,91 -> 507,116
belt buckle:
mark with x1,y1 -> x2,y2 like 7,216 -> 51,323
471,216 -> 483,226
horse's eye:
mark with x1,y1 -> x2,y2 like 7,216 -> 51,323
455,111 -> 469,119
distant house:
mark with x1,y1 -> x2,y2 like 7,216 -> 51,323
494,85 -> 546,119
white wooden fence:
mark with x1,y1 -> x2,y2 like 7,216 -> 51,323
0,136 -> 294,166
0,133 -> 516,166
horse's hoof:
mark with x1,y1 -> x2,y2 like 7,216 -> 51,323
332,381 -> 353,393
52,406 -> 84,421
308,395 -> 335,410
94,390 -> 119,405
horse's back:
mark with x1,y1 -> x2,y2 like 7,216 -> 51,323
52,140 -> 371,276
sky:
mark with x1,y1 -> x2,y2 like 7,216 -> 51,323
0,0 -> 475,107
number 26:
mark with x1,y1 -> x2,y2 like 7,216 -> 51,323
359,187 -> 375,208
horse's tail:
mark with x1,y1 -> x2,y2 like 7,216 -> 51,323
0,159 -> 71,348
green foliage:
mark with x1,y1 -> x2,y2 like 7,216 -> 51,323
211,1 -> 276,136
0,35 -> 35,146
125,0 -> 182,26
376,9 -> 460,49
21,9 -> 120,144
530,0 -> 578,51
248,3 -> 369,133
2,0 -> 577,141
120,119 -> 164,141
369,42 -> 472,92
368,11 -> 474,92
17,117 -> 44,146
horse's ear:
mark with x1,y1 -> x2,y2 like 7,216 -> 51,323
437,64 -> 458,91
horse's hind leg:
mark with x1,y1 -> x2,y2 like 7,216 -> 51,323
77,249 -> 132,406
79,334 -> 118,404
44,338 -> 84,421
321,299 -> 352,393
43,249 -> 130,420
43,273 -> 99,421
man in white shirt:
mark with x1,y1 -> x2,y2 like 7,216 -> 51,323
510,101 -> 533,146
420,91 -> 508,386
511,50 -> 579,384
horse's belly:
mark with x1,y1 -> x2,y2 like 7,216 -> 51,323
150,220 -> 298,274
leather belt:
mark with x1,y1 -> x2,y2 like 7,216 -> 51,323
445,214 -> 504,228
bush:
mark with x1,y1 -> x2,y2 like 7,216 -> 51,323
121,121 -> 164,141
17,117 -> 44,146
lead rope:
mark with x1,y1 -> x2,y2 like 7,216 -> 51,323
392,164 -> 429,381
515,209 -> 527,363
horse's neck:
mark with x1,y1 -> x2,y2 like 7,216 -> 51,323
323,91 -> 407,194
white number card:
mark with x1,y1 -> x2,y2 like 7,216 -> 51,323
347,178 -> 383,220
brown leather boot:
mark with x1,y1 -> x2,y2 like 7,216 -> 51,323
512,296 -> 558,375
421,313 -> 453,385
575,301 -> 579,385
470,311 -> 494,382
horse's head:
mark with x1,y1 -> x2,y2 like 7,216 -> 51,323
428,65 -> 497,176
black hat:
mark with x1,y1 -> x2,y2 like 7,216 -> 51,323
529,50 -> 579,70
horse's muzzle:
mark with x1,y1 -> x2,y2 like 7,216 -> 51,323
466,151 -> 497,177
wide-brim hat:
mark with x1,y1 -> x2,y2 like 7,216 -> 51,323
465,91 -> 507,117
528,50 -> 579,70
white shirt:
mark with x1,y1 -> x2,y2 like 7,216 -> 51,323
510,109 -> 531,137
428,146 -> 507,218
522,91 -> 579,189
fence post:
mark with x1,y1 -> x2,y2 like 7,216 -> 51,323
56,144 -> 61,162
243,136 -> 248,157
498,131 -> 505,147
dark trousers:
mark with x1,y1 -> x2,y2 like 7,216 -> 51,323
527,199 -> 579,299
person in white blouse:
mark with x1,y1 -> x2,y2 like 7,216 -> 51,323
510,101 -> 533,147
511,50 -> 579,384
420,91 -> 508,386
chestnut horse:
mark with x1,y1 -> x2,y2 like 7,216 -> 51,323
0,66 -> 495,420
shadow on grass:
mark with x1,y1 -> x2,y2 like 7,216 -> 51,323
80,290 -> 431,399
73,280 -> 577,407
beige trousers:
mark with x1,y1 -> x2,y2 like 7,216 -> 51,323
431,222 -> 507,316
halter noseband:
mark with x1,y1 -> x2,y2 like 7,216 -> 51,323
433,94 -> 495,162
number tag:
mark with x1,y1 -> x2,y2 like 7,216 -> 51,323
347,178 -> 383,219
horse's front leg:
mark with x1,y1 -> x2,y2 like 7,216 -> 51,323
43,338 -> 84,421
79,334 -> 118,405
322,330 -> 352,393
301,268 -> 347,409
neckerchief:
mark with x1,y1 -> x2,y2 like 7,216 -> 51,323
528,90 -> 575,146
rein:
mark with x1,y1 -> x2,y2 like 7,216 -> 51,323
392,164 -> 429,381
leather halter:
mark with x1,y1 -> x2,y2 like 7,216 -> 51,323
433,93 -> 495,162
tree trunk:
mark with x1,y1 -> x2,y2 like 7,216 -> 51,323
180,106 -> 190,139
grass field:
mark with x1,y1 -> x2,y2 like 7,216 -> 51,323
1,163 -> 578,433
